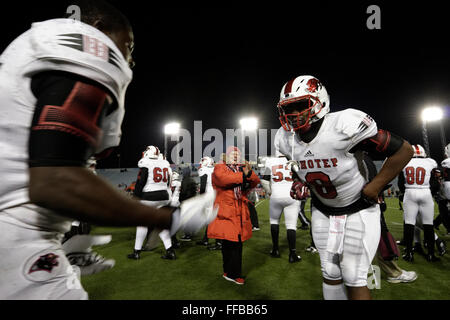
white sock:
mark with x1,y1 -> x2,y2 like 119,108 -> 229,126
322,282 -> 348,300
134,226 -> 148,250
159,229 -> 173,250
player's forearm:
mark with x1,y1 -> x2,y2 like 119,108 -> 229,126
369,140 -> 414,193
29,167 -> 173,229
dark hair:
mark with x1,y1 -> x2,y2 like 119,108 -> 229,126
64,0 -> 131,33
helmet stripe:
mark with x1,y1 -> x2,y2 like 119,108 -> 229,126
414,145 -> 420,155
284,79 -> 295,96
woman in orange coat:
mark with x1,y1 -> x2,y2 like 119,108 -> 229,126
207,146 -> 260,285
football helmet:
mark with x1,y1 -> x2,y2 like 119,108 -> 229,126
86,157 -> 97,168
200,156 -> 214,167
278,75 -> 330,132
412,144 -> 426,158
144,146 -> 160,159
172,171 -> 180,181
445,143 -> 450,158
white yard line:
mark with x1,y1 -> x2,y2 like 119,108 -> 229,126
255,199 -> 267,208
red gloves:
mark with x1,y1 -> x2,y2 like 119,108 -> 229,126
290,181 -> 309,200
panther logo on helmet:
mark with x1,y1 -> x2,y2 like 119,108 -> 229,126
278,75 -> 330,133
306,78 -> 322,93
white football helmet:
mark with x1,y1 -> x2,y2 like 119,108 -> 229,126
445,143 -> 450,158
144,146 -> 160,159
172,171 -> 180,181
412,144 -> 426,158
200,156 -> 214,168
86,157 -> 97,168
278,75 -> 330,133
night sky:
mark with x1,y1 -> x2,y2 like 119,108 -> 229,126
2,1 -> 449,168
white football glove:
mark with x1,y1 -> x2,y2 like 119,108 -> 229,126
62,235 -> 115,276
170,190 -> 218,236
286,160 -> 300,176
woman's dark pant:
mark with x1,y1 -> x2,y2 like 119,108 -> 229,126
221,236 -> 243,279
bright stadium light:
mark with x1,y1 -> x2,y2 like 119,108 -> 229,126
164,122 -> 180,135
164,122 -> 181,160
421,106 -> 443,122
239,117 -> 258,131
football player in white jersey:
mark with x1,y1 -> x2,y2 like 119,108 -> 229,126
435,143 -> 450,234
170,171 -> 182,207
261,156 -> 302,263
442,143 -> 450,199
0,1 -> 216,300
196,157 -> 217,246
398,145 -> 440,262
274,75 -> 413,300
127,146 -> 176,260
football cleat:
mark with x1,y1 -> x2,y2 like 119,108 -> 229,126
436,239 -> 446,256
289,251 -> 302,263
127,250 -> 141,260
196,239 -> 209,246
161,248 -> 176,260
387,270 -> 418,284
66,252 -> 115,276
306,245 -> 318,253
270,249 -> 281,258
180,234 -> 192,242
62,234 -> 115,275
207,242 -> 222,251
402,250 -> 414,262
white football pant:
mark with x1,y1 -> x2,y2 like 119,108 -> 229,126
403,188 -> 435,225
133,200 -> 170,250
269,197 -> 300,230
0,217 -> 88,300
311,204 -> 380,287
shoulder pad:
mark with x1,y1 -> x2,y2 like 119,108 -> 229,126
274,127 -> 291,158
441,158 -> 450,168
335,108 -> 378,146
25,19 -> 132,104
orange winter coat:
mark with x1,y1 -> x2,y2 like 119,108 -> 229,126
207,163 -> 260,242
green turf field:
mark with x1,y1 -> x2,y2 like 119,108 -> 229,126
81,197 -> 450,300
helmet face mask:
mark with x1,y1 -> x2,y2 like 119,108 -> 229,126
278,96 -> 324,132
278,75 -> 329,133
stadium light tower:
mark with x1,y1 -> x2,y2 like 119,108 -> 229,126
421,106 -> 445,157
164,122 -> 180,160
240,117 -> 258,162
